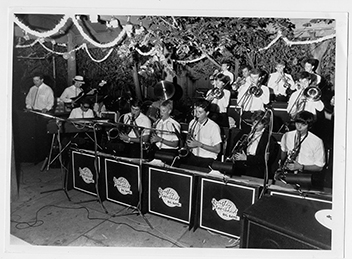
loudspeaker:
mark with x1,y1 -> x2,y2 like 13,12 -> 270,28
147,166 -> 194,224
241,195 -> 331,249
104,158 -> 140,208
198,177 -> 260,238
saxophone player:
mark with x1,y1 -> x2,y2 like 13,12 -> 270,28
279,111 -> 325,175
179,99 -> 222,168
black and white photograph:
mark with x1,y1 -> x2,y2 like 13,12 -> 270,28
2,1 -> 350,259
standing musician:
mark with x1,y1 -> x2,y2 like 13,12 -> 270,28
275,111 -> 325,187
227,110 -> 279,179
220,60 -> 234,86
237,68 -> 270,133
267,60 -> 295,102
205,73 -> 231,127
287,71 -> 324,120
25,73 -> 54,113
179,99 -> 222,168
59,75 -> 85,106
117,99 -> 152,158
150,99 -> 181,157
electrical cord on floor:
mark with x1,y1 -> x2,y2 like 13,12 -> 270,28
10,204 -> 185,247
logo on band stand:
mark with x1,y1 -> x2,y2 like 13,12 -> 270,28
158,187 -> 182,207
211,198 -> 239,221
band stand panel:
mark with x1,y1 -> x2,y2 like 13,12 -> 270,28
240,195 -> 332,249
71,150 -> 101,196
198,177 -> 259,238
147,166 -> 194,224
104,158 -> 140,208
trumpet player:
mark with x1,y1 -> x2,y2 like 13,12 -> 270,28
279,111 -> 325,175
206,73 -> 231,127
304,58 -> 321,86
287,71 -> 324,119
150,99 -> 180,157
229,110 -> 279,179
180,99 -> 222,168
232,64 -> 252,92
267,60 -> 295,102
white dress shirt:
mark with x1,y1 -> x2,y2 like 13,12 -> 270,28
123,112 -> 151,138
68,107 -> 95,119
154,117 -> 181,149
267,72 -> 296,96
287,89 -> 324,117
237,82 -> 270,111
25,83 -> 54,111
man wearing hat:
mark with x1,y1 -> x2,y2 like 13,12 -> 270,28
59,75 -> 85,104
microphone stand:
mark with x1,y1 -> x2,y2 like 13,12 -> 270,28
74,121 -> 108,214
41,117 -> 71,201
105,120 -> 153,229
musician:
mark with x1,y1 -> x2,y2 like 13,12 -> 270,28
150,99 -> 181,157
267,60 -> 295,102
229,110 -> 279,179
59,75 -> 85,104
206,73 -> 231,127
279,111 -> 325,175
180,99 -> 222,168
117,99 -> 152,158
25,73 -> 54,113
304,58 -> 321,86
68,98 -> 95,119
220,60 -> 234,86
232,64 -> 252,92
286,71 -> 324,119
237,68 -> 270,132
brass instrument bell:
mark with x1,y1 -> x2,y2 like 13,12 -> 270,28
154,80 -> 175,100
303,86 -> 321,101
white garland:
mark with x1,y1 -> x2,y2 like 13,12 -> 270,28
83,44 -> 114,63
259,31 -> 336,51
175,54 -> 207,65
14,14 -> 70,38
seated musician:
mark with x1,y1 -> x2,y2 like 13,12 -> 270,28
150,99 -> 181,158
206,73 -> 231,127
267,60 -> 295,102
116,99 -> 152,158
59,75 -> 85,106
68,98 -> 95,119
228,110 -> 279,179
287,71 -> 324,120
25,73 -> 54,113
179,99 -> 222,168
276,111 -> 325,187
237,68 -> 270,133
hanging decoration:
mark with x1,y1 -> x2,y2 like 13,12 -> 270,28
258,30 -> 336,51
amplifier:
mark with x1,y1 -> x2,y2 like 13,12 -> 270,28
241,195 -> 332,249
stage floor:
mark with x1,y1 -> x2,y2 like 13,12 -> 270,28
10,162 -> 239,248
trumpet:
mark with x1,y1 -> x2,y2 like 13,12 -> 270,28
275,72 -> 291,88
205,87 -> 224,101
232,77 -> 246,91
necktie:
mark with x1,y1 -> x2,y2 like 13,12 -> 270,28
32,87 -> 39,108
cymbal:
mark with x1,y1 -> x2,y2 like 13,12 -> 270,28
154,80 -> 175,100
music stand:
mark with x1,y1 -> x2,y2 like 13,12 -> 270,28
27,111 -> 71,201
